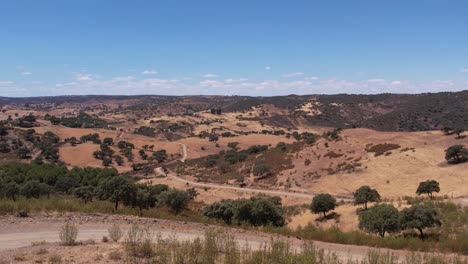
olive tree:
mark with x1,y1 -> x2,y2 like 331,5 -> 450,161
98,176 -> 137,210
311,193 -> 337,218
358,204 -> 401,237
353,185 -> 381,210
416,180 -> 440,200
401,204 -> 441,239
445,145 -> 468,164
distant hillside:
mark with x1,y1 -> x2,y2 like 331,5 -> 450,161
1,90 -> 467,131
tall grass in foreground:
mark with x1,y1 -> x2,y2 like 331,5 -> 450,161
121,228 -> 467,264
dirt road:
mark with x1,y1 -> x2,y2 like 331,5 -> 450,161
177,142 -> 187,162
0,214 -> 421,262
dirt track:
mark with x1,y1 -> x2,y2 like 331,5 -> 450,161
0,214 -> 427,262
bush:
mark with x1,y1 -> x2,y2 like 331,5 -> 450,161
152,149 -> 167,163
253,161 -> 271,177
159,189 -> 190,214
48,254 -> 62,264
366,143 -> 401,157
59,222 -> 78,246
125,224 -> 154,258
108,250 -> 122,260
108,224 -> 124,242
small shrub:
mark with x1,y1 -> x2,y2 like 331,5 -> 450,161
125,224 -> 155,258
59,222 -> 78,246
108,224 -> 124,242
14,253 -> 27,261
48,254 -> 62,264
108,250 -> 122,260
35,248 -> 48,255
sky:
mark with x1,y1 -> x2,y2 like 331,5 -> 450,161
1,0 -> 468,97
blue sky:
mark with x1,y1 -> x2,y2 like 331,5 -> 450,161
1,0 -> 468,96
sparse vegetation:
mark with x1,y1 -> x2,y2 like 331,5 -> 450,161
108,224 -> 124,242
59,222 -> 78,246
366,143 -> 401,157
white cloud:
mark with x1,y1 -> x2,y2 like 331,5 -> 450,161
367,78 -> 386,84
0,81 -> 14,86
283,72 -> 304,78
265,66 -> 271,71
202,73 -> 218,78
460,68 -> 468,73
200,79 -> 224,88
225,78 -> 247,83
112,76 -> 135,82
142,70 -> 158,75
2,71 -> 466,97
20,71 -> 32,76
75,73 -> 94,81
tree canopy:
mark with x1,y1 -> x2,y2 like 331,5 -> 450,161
358,204 -> 401,237
416,180 -> 440,200
311,193 -> 337,218
401,204 -> 441,239
445,145 -> 468,164
353,185 -> 381,210
203,196 -> 285,227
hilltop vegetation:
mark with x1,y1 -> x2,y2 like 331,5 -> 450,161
2,91 -> 468,131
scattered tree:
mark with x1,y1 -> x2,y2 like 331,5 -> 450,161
445,145 -> 468,164
98,176 -> 137,210
311,193 -> 337,218
416,180 -> 440,200
359,204 -> 401,237
353,185 -> 381,210
401,204 -> 441,239
114,155 -> 124,166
